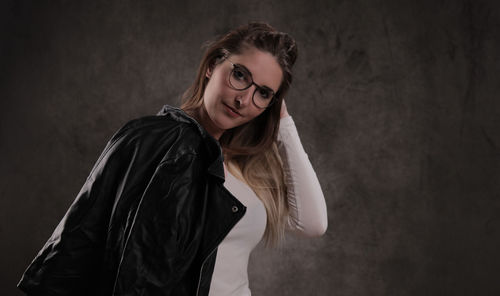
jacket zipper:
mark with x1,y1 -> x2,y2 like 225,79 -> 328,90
195,247 -> 218,296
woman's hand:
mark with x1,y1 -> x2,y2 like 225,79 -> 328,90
280,99 -> 290,119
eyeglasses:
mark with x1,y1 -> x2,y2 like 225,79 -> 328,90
227,60 -> 276,109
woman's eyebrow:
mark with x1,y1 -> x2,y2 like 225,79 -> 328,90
235,63 -> 275,91
234,63 -> 252,75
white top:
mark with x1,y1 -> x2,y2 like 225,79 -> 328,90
208,116 -> 328,296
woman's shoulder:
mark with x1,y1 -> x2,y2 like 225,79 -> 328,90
109,105 -> 220,158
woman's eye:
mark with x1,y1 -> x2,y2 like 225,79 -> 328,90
258,89 -> 271,99
233,69 -> 247,81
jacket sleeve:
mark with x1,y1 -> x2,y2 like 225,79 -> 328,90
111,131 -> 206,295
17,119 -> 148,296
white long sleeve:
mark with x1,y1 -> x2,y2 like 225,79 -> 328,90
209,117 -> 327,295
278,116 -> 328,237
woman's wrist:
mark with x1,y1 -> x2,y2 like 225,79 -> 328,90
280,99 -> 290,118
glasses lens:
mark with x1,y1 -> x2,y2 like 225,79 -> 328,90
253,88 -> 274,108
230,67 -> 252,90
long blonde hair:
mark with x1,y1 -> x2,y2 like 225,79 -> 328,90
181,22 -> 298,247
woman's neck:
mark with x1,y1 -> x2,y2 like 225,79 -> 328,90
194,105 -> 224,140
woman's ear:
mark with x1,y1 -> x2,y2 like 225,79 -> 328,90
206,60 -> 217,79
206,56 -> 225,79
206,66 -> 212,79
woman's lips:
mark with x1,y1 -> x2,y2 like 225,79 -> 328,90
223,103 -> 241,118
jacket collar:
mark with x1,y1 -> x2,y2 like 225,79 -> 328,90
157,105 -> 225,182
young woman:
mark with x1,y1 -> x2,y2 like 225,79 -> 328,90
18,22 -> 327,296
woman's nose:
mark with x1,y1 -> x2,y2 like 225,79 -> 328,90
236,85 -> 256,107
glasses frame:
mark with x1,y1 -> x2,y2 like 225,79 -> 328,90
226,60 -> 277,109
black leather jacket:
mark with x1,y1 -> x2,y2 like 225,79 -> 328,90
18,105 -> 246,296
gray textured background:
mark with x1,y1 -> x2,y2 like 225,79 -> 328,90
2,0 -> 500,295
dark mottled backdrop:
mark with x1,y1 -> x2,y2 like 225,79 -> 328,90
1,0 -> 499,295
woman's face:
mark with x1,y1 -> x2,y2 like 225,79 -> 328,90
200,46 -> 283,140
